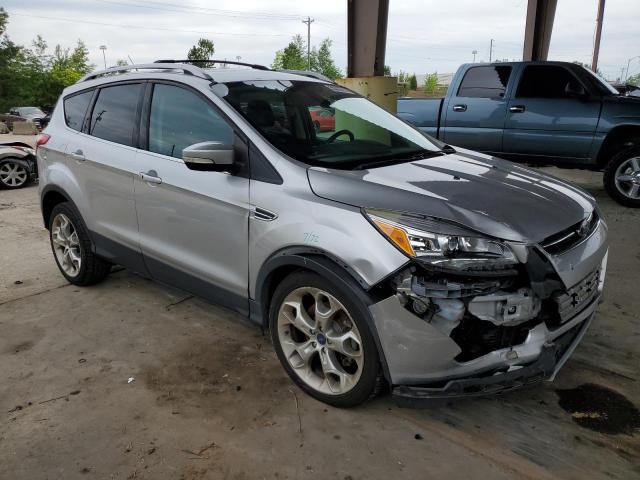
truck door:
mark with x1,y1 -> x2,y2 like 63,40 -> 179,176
441,65 -> 512,153
503,64 -> 600,160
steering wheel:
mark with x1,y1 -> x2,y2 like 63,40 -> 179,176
327,129 -> 355,143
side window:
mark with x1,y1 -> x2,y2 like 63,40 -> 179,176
89,83 -> 142,147
148,84 -> 233,159
64,90 -> 93,131
457,66 -> 512,99
516,65 -> 583,98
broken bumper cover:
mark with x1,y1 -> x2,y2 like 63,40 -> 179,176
392,309 -> 594,404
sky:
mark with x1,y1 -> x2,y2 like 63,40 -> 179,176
2,0 -> 639,81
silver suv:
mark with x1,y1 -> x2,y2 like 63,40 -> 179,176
38,61 -> 609,407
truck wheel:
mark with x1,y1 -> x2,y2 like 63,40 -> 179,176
269,270 -> 385,407
0,159 -> 30,189
603,146 -> 640,207
49,202 -> 112,285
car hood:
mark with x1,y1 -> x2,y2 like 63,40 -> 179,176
307,150 -> 595,243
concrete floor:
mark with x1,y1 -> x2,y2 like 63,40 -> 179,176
1,168 -> 639,479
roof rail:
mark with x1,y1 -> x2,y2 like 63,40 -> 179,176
80,63 -> 213,82
276,69 -> 333,82
155,59 -> 270,71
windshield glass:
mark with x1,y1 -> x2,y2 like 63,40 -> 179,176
218,80 -> 441,168
583,68 -> 619,95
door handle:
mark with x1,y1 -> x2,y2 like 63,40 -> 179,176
452,104 -> 467,112
139,171 -> 162,185
509,105 -> 526,113
70,149 -> 85,161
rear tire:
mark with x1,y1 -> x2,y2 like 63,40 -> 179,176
0,159 -> 31,189
603,146 -> 640,207
269,270 -> 384,407
49,202 -> 111,286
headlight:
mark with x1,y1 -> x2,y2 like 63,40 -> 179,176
364,208 -> 517,272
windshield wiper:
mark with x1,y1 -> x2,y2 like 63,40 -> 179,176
352,150 -> 443,170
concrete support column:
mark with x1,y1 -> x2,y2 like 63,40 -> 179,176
338,0 -> 396,112
523,0 -> 558,61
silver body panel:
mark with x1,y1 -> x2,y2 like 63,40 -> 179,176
39,65 -> 609,397
134,150 -> 250,298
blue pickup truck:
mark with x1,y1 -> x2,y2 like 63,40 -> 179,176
398,61 -> 640,207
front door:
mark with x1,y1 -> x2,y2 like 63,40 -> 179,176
134,82 -> 250,313
441,65 -> 513,153
503,64 -> 600,159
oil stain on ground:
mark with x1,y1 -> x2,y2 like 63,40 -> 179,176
556,383 -> 640,435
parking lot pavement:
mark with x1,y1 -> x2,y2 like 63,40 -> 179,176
1,168 -> 639,480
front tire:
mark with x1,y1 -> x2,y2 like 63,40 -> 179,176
49,202 -> 111,286
269,270 -> 384,407
0,159 -> 30,189
603,146 -> 640,207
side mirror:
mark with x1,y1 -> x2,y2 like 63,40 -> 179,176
565,82 -> 587,99
182,141 -> 235,172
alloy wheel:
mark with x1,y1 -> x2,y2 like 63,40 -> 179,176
614,156 -> 640,200
51,213 -> 82,277
0,161 -> 28,188
277,287 -> 364,395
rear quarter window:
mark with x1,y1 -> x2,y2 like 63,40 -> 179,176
457,66 -> 512,99
63,90 -> 93,131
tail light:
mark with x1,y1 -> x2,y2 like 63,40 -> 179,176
36,133 -> 51,150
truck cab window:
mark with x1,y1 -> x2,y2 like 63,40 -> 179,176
516,65 -> 584,98
457,66 -> 512,98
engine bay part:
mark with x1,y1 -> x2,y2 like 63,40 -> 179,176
392,265 -> 559,361
395,270 -> 506,299
467,288 -> 541,326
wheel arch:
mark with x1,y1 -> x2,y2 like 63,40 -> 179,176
250,247 -> 395,384
41,185 -> 76,230
597,125 -> 640,167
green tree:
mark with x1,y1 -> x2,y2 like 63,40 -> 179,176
627,73 -> 640,87
424,72 -> 439,95
187,38 -> 215,67
272,36 -> 342,80
271,34 -> 306,71
0,8 -> 24,111
409,73 -> 417,90
384,65 -> 391,76
313,39 -> 342,80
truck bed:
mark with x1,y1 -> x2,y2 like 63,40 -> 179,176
397,97 -> 444,138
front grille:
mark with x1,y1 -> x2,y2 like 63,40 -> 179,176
553,269 -> 600,323
540,211 -> 599,255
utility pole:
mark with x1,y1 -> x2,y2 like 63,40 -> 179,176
99,45 -> 107,69
472,50 -> 477,62
591,0 -> 605,72
302,16 -> 314,70
489,39 -> 494,63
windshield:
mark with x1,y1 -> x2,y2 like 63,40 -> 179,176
17,107 -> 45,116
583,68 -> 619,95
218,80 -> 441,169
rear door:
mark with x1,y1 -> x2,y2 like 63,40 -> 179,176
441,65 -> 512,152
64,82 -> 147,272
134,82 -> 250,313
503,64 -> 600,159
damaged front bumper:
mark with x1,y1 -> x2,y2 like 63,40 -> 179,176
368,219 -> 608,403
